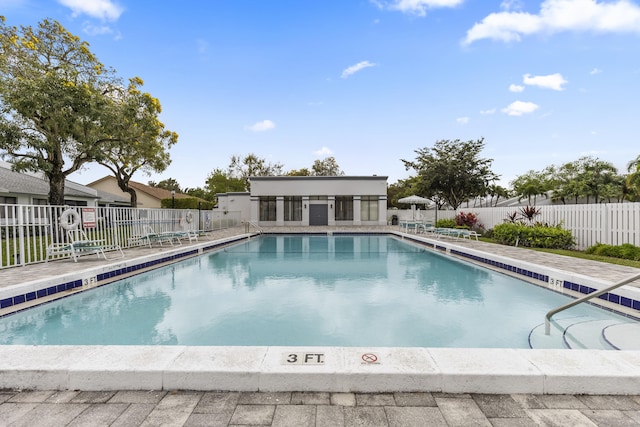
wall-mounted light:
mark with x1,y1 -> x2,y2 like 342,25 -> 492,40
304,204 -> 307,209
330,204 -> 333,209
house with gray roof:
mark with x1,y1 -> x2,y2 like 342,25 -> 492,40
0,162 -> 129,207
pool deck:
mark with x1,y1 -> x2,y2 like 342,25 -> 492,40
2,226 -> 640,426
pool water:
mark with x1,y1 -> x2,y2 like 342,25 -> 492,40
0,235 -> 631,347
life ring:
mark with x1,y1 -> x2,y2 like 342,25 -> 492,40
60,208 -> 81,230
185,210 -> 193,224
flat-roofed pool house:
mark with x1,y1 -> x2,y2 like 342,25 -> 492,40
247,176 -> 388,227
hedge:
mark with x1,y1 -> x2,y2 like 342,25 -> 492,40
492,222 -> 575,249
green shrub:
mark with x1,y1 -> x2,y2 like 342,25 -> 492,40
493,222 -> 575,249
436,218 -> 456,228
161,197 -> 215,210
585,243 -> 640,260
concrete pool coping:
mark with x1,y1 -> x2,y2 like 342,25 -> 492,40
1,226 -> 640,394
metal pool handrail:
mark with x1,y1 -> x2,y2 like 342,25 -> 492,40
545,271 -> 640,335
244,220 -> 263,234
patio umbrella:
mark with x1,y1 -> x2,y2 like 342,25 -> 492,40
397,195 -> 430,219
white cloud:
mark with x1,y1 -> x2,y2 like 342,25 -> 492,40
501,100 -> 539,116
247,120 -> 276,132
463,0 -> 640,45
341,61 -> 377,78
456,116 -> 470,124
523,73 -> 568,90
500,0 -> 524,11
590,67 -> 603,75
313,146 -> 333,157
58,0 -> 124,21
372,0 -> 463,16
81,22 -> 113,35
480,108 -> 496,115
509,84 -> 525,92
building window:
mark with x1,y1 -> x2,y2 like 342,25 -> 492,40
0,196 -> 17,205
64,200 -> 87,207
360,196 -> 379,221
259,196 -> 276,221
0,197 -> 17,220
284,196 -> 302,221
335,196 -> 353,221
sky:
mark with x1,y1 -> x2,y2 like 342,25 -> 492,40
2,0 -> 640,190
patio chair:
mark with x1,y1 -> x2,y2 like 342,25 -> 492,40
47,228 -> 123,262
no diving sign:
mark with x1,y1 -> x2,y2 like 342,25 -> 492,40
361,353 -> 380,365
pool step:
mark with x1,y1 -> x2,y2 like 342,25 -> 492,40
563,319 -> 622,349
603,323 -> 640,350
528,317 -> 639,350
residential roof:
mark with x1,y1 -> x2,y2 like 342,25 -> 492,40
0,163 -> 97,199
87,176 -> 192,200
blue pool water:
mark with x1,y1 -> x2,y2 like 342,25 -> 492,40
0,235 -> 631,348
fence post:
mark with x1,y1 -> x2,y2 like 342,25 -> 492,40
17,206 -> 25,266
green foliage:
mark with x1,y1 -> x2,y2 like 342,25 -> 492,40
150,178 -> 182,192
311,156 -> 344,176
510,170 -> 551,204
585,243 -> 640,261
402,138 -> 499,210
205,168 -> 246,194
96,77 -> 177,207
492,222 -> 575,249
435,218 -> 456,228
286,168 -> 311,176
161,197 -> 214,210
229,153 -> 284,190
518,205 -> 541,223
0,18 -> 120,204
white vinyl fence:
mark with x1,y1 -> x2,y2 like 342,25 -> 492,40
391,202 -> 640,250
0,204 -> 241,268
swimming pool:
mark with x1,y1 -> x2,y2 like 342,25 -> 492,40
0,234 -> 633,348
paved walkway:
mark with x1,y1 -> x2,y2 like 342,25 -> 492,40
2,389 -> 640,426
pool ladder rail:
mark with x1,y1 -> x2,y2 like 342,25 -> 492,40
244,220 -> 263,235
544,271 -> 640,335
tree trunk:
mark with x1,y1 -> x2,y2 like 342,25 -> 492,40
48,172 -> 66,205
126,187 -> 138,207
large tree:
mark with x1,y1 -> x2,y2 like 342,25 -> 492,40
511,169 -> 551,204
96,77 -> 177,207
626,154 -> 640,201
311,156 -> 344,176
149,177 -> 182,193
0,18 -> 119,204
402,138 -> 498,210
205,167 -> 245,195
228,153 -> 283,190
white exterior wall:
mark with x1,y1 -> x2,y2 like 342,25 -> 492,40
215,192 -> 251,222
249,176 -> 388,227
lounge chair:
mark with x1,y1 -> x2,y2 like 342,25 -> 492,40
47,228 -> 123,262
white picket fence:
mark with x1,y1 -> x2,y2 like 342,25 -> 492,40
0,204 -> 241,268
394,202 -> 640,250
